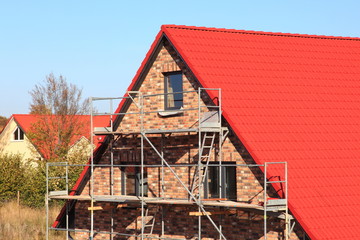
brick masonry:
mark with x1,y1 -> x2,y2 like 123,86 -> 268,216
71,39 -> 305,240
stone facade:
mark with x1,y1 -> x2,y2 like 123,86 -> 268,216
71,39 -> 303,240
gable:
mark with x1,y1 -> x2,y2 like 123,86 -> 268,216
0,117 -> 39,159
0,117 -> 17,143
116,42 -> 204,133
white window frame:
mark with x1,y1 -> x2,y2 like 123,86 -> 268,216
12,127 -> 24,141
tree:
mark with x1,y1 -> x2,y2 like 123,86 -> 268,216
28,73 -> 90,161
0,115 -> 8,131
29,73 -> 88,116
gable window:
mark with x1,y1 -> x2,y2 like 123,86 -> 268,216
164,72 -> 183,110
13,127 -> 24,141
121,167 -> 148,197
204,163 -> 237,200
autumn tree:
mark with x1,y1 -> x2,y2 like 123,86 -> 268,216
28,73 -> 89,161
0,116 -> 8,131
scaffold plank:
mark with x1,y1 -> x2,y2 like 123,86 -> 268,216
49,194 -> 264,211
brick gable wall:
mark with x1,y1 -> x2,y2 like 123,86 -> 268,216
72,39 -> 303,240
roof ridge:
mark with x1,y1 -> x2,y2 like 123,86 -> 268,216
12,114 -> 31,116
162,24 -> 360,41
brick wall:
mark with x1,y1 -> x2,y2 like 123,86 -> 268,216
72,39 -> 303,240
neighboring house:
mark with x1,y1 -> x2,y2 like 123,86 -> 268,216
51,25 -> 360,240
0,114 -> 109,161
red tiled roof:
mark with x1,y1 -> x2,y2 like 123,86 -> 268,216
160,25 -> 360,239
12,114 -> 109,157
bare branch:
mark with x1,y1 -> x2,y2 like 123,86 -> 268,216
28,73 -> 89,161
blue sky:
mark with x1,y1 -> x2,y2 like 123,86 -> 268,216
1,0 -> 359,117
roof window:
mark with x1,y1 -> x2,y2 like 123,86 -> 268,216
13,127 -> 24,141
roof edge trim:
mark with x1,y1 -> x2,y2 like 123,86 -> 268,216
162,24 -> 360,41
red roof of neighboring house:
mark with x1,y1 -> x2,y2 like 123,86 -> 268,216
11,114 -> 109,156
57,25 -> 360,239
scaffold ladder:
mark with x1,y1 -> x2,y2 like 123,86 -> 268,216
191,131 -> 216,198
142,207 -> 157,236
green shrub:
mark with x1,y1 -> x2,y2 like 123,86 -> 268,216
0,151 -> 87,208
21,163 -> 47,208
0,154 -> 27,201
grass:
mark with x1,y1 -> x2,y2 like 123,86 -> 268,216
0,201 -> 65,240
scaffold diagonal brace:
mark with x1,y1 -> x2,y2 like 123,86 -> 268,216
142,133 -> 227,240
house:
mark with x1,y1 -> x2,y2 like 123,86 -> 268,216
0,114 -> 109,161
50,25 -> 360,240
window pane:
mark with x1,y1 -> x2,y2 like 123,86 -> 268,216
125,167 -> 136,196
165,72 -> 183,109
206,163 -> 237,200
136,171 -> 148,197
19,128 -> 24,140
225,166 -> 237,200
208,166 -> 219,198
122,167 -> 148,197
14,128 -> 19,140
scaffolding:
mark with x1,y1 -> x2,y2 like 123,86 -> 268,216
46,88 -> 291,240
